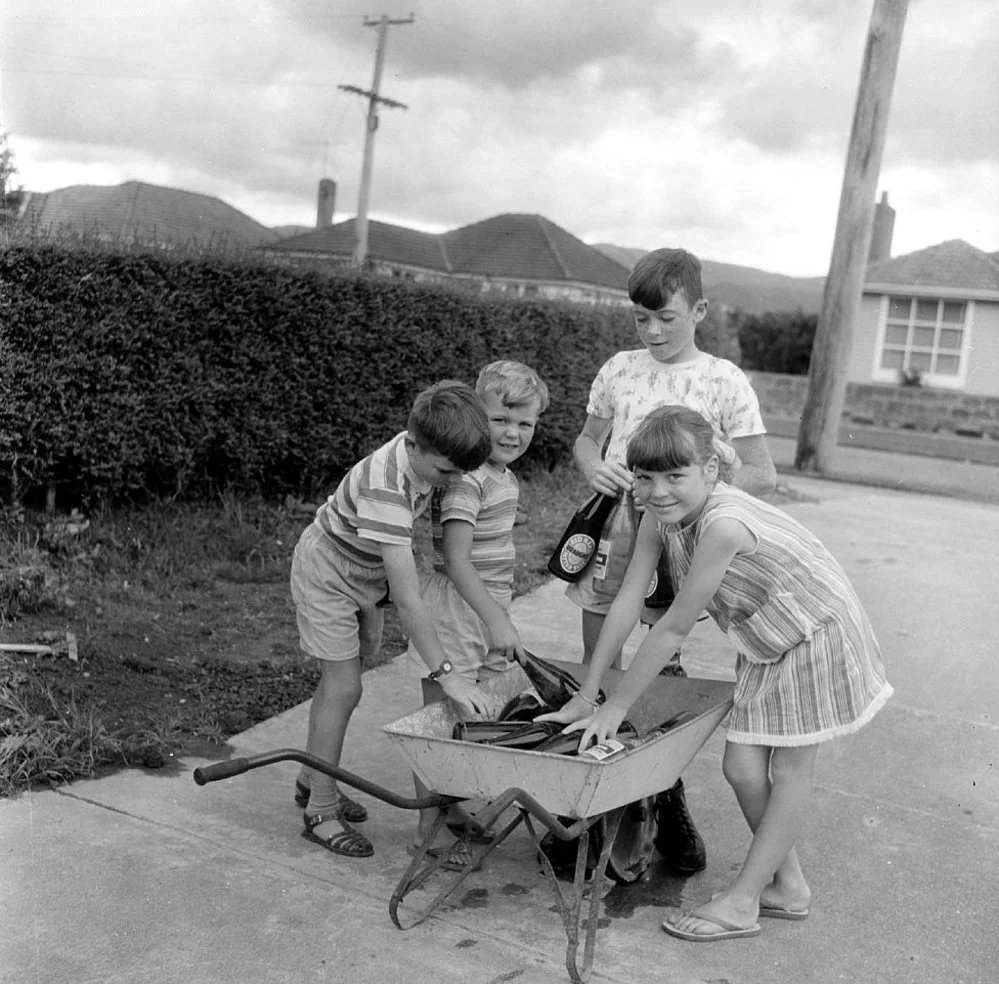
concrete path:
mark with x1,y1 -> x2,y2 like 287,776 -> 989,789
3,475 -> 998,984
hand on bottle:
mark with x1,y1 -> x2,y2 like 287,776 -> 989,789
586,460 -> 633,498
533,693 -> 592,727
561,699 -> 628,753
439,674 -> 490,717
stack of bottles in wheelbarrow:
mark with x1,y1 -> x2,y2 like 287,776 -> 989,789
451,651 -> 694,756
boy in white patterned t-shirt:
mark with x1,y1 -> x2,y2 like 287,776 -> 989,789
569,247 -> 777,874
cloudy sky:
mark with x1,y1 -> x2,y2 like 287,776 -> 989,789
2,0 -> 996,276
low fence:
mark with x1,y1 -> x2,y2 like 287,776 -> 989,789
748,372 -> 999,440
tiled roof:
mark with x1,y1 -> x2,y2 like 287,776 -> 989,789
865,239 -> 999,294
19,182 -> 279,248
266,219 -> 451,270
443,213 -> 629,290
263,212 -> 630,291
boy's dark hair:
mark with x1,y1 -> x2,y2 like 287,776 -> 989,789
475,360 -> 550,413
408,380 -> 492,472
626,405 -> 716,473
628,248 -> 704,310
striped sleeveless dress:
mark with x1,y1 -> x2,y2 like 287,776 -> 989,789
663,483 -> 893,746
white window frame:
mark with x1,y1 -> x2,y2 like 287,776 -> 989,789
869,291 -> 974,390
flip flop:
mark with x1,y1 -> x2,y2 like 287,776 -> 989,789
662,913 -> 761,942
759,904 -> 810,921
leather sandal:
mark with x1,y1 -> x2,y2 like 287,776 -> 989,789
302,809 -> 373,858
294,780 -> 368,822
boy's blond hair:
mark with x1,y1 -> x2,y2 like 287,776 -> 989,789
475,360 -> 550,413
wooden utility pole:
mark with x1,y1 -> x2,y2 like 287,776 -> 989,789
795,0 -> 909,473
338,14 -> 413,268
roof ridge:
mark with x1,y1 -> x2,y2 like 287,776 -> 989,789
535,215 -> 571,278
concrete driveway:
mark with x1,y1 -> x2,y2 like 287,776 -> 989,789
2,472 -> 997,984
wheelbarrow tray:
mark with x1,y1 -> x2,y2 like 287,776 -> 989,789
383,660 -> 733,819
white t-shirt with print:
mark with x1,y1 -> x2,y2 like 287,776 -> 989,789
587,350 -> 766,468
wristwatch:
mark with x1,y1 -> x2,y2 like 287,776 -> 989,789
427,660 -> 453,681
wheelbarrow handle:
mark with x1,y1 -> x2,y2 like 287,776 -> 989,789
193,758 -> 255,784
193,748 -> 462,812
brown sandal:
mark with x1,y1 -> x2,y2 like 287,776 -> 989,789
294,781 -> 368,822
302,810 -> 373,858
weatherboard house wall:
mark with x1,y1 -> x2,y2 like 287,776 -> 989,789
850,239 -> 999,398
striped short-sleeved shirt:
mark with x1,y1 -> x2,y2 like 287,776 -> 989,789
315,432 -> 433,570
431,462 -> 519,587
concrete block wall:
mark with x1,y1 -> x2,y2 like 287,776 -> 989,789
747,371 -> 999,440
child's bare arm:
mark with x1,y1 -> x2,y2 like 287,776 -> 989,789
574,414 -> 632,495
381,543 -> 489,715
567,517 -> 750,750
730,434 -> 777,497
441,519 -> 523,661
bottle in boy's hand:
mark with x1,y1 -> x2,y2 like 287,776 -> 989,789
547,493 -> 618,582
592,495 -> 639,598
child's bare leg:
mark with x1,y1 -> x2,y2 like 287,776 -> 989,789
666,743 -> 817,936
304,657 -> 362,838
581,609 -> 622,669
724,743 -> 814,912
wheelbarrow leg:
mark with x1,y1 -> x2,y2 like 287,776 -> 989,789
389,808 -> 524,930
526,807 -> 625,984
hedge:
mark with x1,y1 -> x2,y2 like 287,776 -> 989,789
2,242 -> 648,507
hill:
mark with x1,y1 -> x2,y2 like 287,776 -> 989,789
592,243 -> 824,315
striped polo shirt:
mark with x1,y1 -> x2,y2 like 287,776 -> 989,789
316,432 -> 433,569
431,461 -> 519,587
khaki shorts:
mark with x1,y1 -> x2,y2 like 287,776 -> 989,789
290,523 -> 386,663
405,570 -> 512,683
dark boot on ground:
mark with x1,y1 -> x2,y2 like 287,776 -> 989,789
654,778 -> 706,874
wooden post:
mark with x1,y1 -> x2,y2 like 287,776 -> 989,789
795,0 -> 909,473
339,14 -> 413,269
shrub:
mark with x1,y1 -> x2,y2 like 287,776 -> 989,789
1,240 -> 637,507
735,309 -> 816,375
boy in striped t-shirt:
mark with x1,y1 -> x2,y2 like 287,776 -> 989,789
290,380 -> 492,861
407,361 -> 549,865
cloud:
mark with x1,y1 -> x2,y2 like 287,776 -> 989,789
2,0 -> 997,276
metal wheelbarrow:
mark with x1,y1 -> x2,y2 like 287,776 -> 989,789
194,660 -> 733,983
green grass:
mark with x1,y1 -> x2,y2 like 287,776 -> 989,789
0,464 -> 590,795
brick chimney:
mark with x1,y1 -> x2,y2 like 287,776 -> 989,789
869,191 -> 895,262
316,178 -> 336,228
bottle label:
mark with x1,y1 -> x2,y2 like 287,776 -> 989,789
645,569 -> 658,601
559,534 -> 596,575
591,538 -> 610,580
579,738 -> 626,761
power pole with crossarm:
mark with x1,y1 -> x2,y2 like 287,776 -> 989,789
338,13 -> 413,268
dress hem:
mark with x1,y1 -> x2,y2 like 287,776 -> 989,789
725,682 -> 894,747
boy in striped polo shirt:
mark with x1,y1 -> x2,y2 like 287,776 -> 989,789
291,380 -> 493,860
407,361 -> 549,864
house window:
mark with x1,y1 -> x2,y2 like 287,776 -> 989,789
879,296 -> 967,381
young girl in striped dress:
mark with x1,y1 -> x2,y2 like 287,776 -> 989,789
540,405 -> 893,943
